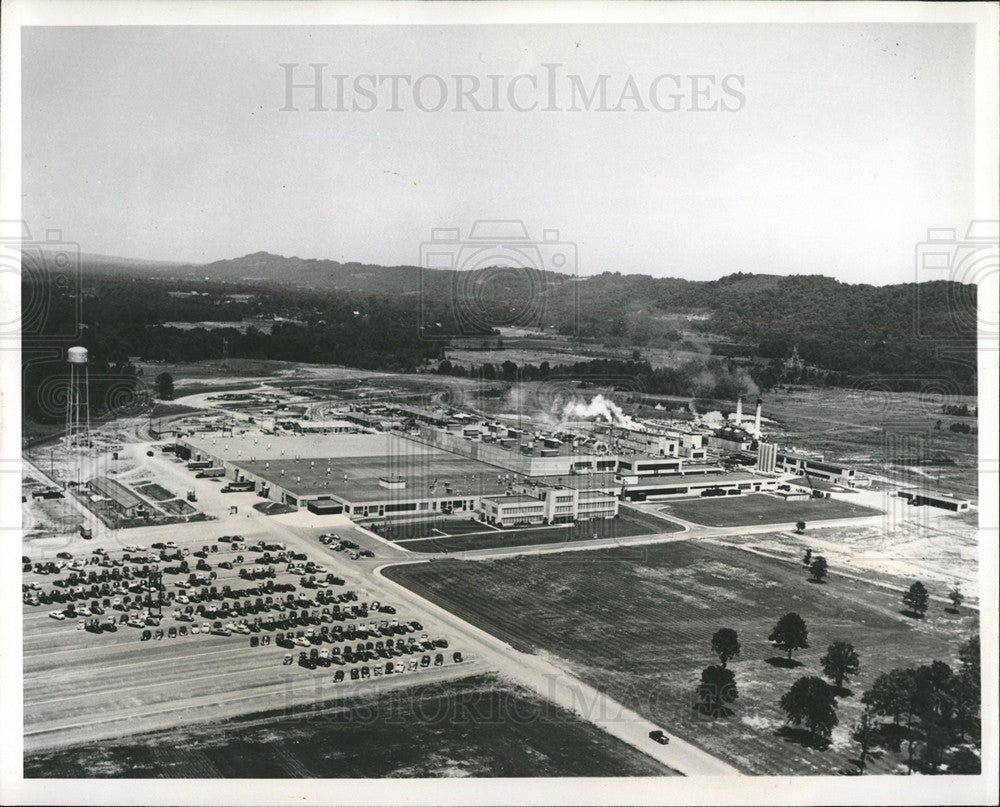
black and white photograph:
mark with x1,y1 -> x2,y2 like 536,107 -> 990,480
1,1 -> 997,804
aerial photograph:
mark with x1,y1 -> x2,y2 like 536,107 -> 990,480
2,4 -> 996,806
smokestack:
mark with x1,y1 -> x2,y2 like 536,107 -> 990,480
754,399 -> 762,436
735,397 -> 743,427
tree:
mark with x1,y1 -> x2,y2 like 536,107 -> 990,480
695,665 -> 738,717
850,706 -> 878,773
711,628 -> 741,667
947,747 -> 981,774
802,547 -> 812,566
903,581 -> 930,618
780,676 -> 839,742
821,641 -> 860,690
863,668 -> 912,725
795,520 -> 806,534
809,556 -> 829,583
154,372 -> 174,400
954,634 -> 981,744
769,612 -> 809,661
948,586 -> 964,613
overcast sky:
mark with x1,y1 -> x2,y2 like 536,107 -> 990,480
22,24 -> 978,284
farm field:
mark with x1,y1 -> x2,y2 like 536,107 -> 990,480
384,540 -> 978,775
392,513 -> 681,554
659,495 -> 883,528
23,674 -> 673,778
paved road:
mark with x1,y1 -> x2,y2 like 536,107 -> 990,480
23,389 -> 945,776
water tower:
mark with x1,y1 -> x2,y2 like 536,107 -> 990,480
65,346 -> 91,449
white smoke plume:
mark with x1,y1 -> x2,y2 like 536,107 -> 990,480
561,394 -> 642,430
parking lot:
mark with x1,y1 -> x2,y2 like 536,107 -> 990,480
22,517 -> 475,753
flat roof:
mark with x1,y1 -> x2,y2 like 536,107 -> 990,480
898,488 -> 971,504
232,452 -> 506,502
532,471 -> 619,489
626,471 -> 766,488
183,430 -> 402,461
482,494 -> 543,505
297,419 -> 357,429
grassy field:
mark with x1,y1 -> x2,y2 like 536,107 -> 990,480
23,674 -> 673,778
394,513 -> 681,554
659,495 -> 882,528
384,541 -> 978,775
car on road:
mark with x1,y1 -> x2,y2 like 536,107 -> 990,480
146,450 -> 154,457
48,610 -> 66,620
56,552 -> 72,560
649,730 -> 669,745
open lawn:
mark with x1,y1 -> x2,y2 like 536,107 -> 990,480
394,513 -> 681,554
23,674 -> 673,778
384,541 -> 978,775
660,495 -> 882,528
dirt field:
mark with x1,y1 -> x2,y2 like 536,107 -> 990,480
659,495 -> 883,528
761,388 -> 979,500
23,673 -> 672,778
384,540 -> 979,775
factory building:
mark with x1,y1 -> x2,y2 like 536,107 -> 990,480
619,471 -> 777,502
418,424 -> 617,477
88,476 -> 148,518
295,419 -> 360,434
775,451 -> 857,487
479,482 -> 618,527
756,442 -> 778,473
897,488 -> 971,512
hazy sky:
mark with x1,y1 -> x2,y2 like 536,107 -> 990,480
22,24 -> 978,284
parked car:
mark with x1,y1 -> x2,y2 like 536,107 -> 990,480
48,610 -> 65,620
333,670 -> 344,682
56,552 -> 72,560
452,651 -> 463,663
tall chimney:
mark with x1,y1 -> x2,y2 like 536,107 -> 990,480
735,397 -> 743,427
754,399 -> 762,436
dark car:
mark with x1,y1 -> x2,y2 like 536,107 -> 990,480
333,670 -> 345,683
649,730 -> 669,745
452,651 -> 463,663
57,552 -> 72,560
